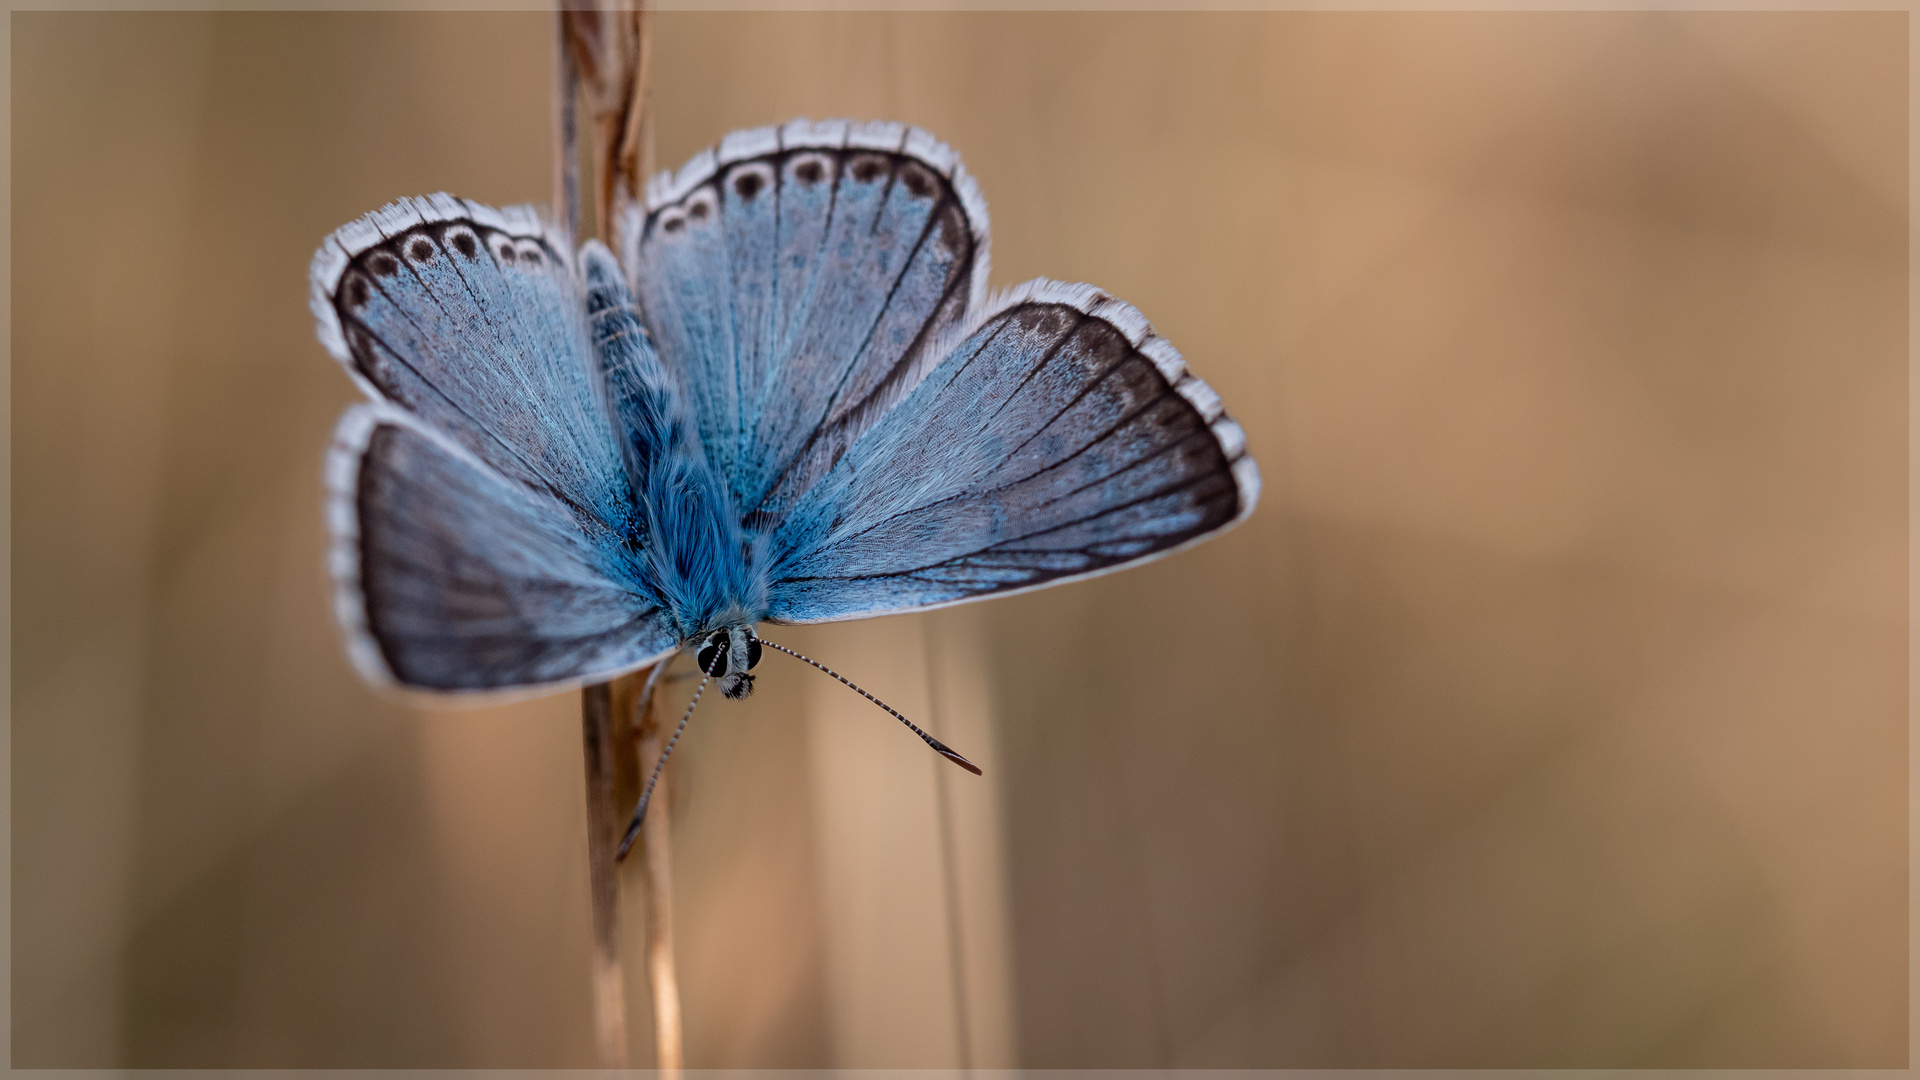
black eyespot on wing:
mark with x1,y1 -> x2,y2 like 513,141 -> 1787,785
688,200 -> 710,222
345,275 -> 370,309
734,172 -> 763,200
369,252 -> 400,277
662,216 -> 685,234
452,232 -> 478,258
497,243 -> 517,264
521,248 -> 543,267
900,163 -> 934,199
408,238 -> 434,262
746,636 -> 762,670
850,155 -> 886,183
795,160 -> 825,185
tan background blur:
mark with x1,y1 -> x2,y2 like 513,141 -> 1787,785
10,9 -> 1906,1068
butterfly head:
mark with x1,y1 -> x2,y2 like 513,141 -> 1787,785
695,626 -> 762,699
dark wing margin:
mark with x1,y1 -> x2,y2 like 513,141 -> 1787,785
619,119 -> 990,524
327,404 -> 676,701
766,280 -> 1260,624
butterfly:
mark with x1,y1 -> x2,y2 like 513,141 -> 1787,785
311,119 -> 1259,845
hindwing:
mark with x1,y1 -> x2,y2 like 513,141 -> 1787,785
765,280 -> 1260,623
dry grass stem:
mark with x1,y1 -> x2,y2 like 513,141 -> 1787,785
578,681 -> 633,1067
561,1 -> 673,1071
560,1 -> 653,236
634,672 -> 685,1075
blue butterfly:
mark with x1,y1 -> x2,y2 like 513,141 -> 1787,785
312,119 -> 1258,839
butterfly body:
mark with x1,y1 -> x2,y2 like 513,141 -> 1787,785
583,243 -> 770,644
313,120 -> 1257,701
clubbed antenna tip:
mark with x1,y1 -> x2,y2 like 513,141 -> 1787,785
755,636 -> 983,776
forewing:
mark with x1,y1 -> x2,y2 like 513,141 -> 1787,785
621,119 -> 989,523
311,195 -> 641,557
329,405 -> 676,697
766,281 -> 1260,623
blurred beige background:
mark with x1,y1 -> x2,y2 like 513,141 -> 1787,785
10,9 -> 1906,1068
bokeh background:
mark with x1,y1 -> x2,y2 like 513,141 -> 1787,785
10,9 -> 1906,1068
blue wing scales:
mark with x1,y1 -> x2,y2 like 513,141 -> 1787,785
622,120 -> 989,524
312,198 -> 696,694
312,195 -> 642,561
764,281 -> 1260,623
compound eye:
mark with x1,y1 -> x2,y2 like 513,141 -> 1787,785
746,636 -> 762,670
696,633 -> 730,677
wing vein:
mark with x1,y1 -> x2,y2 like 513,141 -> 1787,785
345,313 -> 616,538
991,319 -> 1135,471
777,464 -> 1232,586
751,185 -> 953,507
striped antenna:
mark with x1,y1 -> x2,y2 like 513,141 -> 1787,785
754,636 -> 982,776
617,650 -> 719,860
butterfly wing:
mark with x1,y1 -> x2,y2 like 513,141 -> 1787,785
620,120 -> 989,523
312,195 -> 642,556
765,281 -> 1260,623
328,405 -> 676,696
313,197 -> 681,695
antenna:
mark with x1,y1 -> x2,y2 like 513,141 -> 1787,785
754,636 -> 983,775
617,652 -> 717,861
